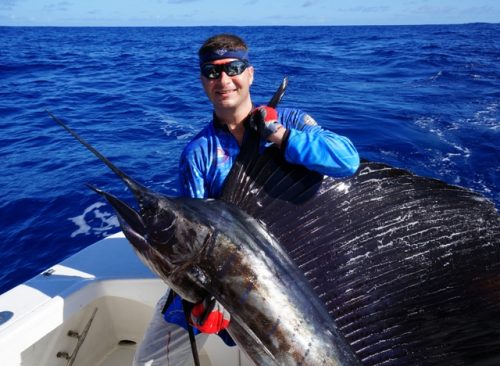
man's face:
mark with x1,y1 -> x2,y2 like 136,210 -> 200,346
200,58 -> 254,112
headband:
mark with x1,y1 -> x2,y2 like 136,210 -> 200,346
199,48 -> 249,65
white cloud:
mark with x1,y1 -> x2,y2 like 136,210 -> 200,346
164,0 -> 199,4
0,0 -> 19,11
43,1 -> 72,12
337,6 -> 391,14
302,0 -> 320,8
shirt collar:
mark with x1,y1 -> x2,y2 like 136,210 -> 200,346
212,112 -> 229,132
212,110 -> 253,132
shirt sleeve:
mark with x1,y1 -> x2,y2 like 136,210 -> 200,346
178,147 -> 206,198
281,110 -> 360,177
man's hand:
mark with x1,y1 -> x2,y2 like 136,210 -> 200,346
190,296 -> 230,334
249,106 -> 282,139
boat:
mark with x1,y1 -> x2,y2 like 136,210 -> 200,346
0,232 -> 253,366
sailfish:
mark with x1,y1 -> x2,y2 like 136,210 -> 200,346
48,79 -> 500,365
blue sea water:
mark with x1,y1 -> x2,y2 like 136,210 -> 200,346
0,24 -> 499,295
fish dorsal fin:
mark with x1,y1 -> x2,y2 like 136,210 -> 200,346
221,131 -> 500,364
220,130 -> 324,217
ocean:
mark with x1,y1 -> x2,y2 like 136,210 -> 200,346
0,24 -> 498,295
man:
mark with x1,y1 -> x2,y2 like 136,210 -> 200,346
134,33 -> 360,365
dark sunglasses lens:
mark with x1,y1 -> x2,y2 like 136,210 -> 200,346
201,64 -> 220,79
225,61 -> 247,76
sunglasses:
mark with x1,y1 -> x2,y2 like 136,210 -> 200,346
200,60 -> 250,80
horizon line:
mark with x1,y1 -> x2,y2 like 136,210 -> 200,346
0,22 -> 498,28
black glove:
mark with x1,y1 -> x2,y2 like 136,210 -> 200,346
249,106 -> 281,139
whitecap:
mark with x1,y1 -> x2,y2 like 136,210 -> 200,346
68,201 -> 119,238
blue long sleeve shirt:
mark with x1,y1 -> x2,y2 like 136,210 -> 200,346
179,108 -> 360,199
166,108 -> 359,342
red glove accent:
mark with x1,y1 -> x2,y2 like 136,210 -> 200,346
250,106 -> 281,138
254,105 -> 278,122
190,297 -> 230,334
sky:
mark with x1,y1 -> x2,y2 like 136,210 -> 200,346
0,0 -> 499,26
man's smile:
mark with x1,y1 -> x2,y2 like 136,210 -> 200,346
216,89 -> 237,96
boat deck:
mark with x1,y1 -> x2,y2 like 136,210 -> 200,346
0,232 -> 253,366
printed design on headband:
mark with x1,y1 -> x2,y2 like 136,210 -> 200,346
199,49 -> 249,65
215,48 -> 228,56
303,114 -> 318,126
